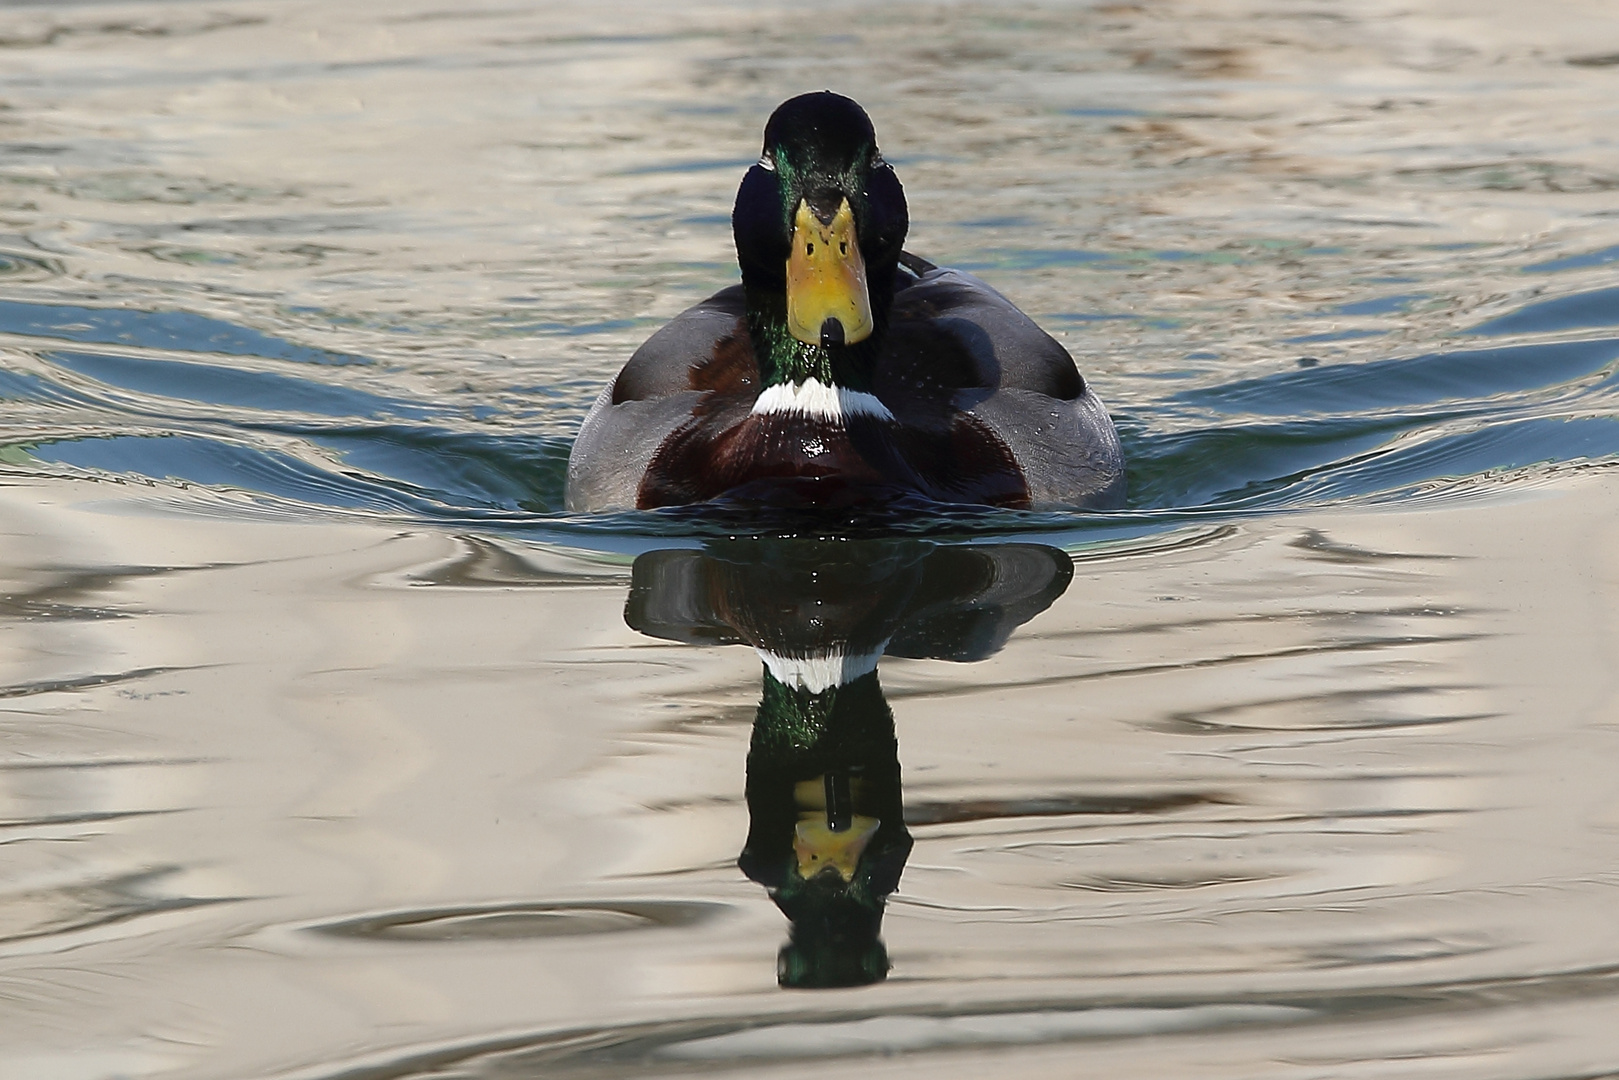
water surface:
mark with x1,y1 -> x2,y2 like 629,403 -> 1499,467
3,1 -> 1619,1077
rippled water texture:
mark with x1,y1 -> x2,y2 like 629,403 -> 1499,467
4,1 -> 1619,1077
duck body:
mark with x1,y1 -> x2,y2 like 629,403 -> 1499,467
569,264 -> 1124,510
565,92 -> 1125,513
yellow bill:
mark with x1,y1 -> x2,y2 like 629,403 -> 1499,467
786,197 -> 874,346
794,812 -> 881,882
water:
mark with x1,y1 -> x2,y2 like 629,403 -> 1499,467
3,0 -> 1619,1076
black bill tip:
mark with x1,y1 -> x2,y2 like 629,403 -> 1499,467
820,317 -> 845,348
825,771 -> 852,833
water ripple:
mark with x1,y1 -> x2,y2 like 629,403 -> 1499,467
282,961 -> 1619,1080
0,275 -> 1615,548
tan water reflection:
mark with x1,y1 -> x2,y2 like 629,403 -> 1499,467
3,474 -> 1619,1076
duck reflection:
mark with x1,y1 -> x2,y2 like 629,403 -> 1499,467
626,539 -> 1072,988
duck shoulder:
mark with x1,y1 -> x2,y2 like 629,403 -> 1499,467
881,266 -> 1081,399
878,265 -> 1125,509
609,284 -> 758,403
566,285 -> 760,511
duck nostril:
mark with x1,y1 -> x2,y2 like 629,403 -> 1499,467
820,318 -> 845,348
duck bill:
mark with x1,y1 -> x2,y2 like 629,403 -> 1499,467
794,813 -> 881,882
786,197 -> 875,347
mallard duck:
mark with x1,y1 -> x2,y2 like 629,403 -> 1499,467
566,91 -> 1125,512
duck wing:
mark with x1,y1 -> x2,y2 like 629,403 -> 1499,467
878,266 -> 1125,509
566,285 -> 759,511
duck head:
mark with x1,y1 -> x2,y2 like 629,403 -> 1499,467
732,92 -> 909,393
